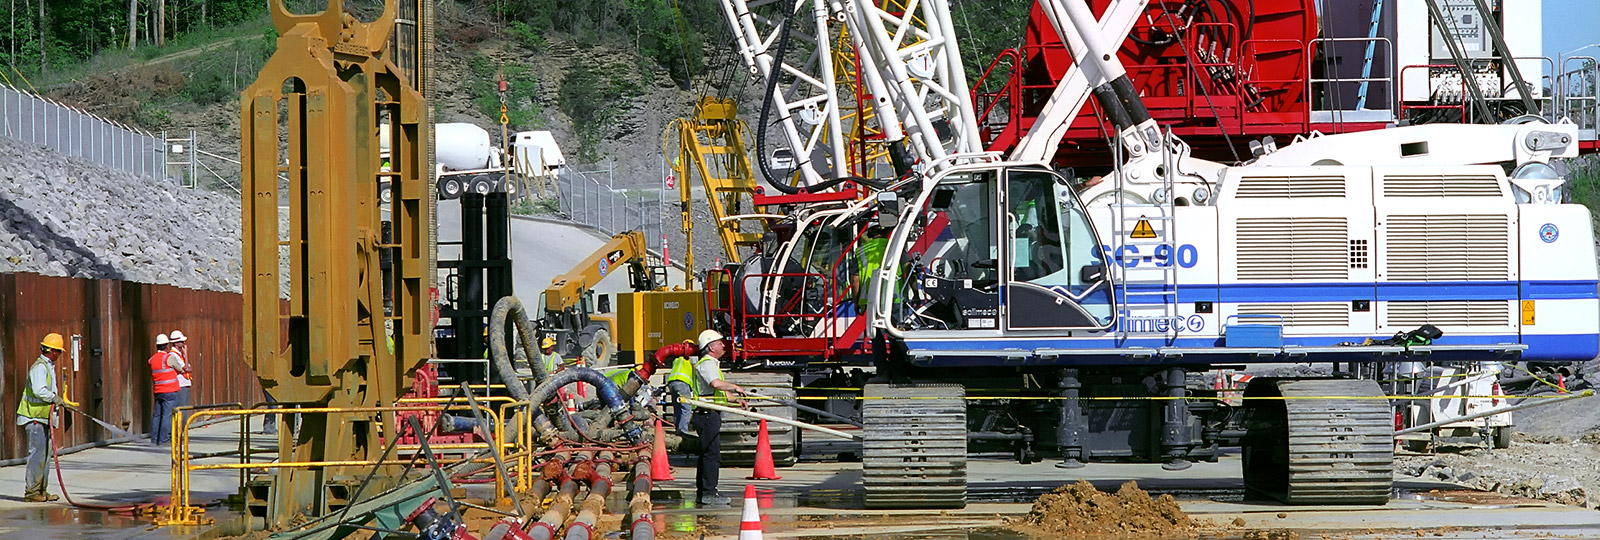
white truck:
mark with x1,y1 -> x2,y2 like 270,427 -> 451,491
379,122 -> 567,203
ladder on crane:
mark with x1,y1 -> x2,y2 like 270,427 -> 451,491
1111,129 -> 1180,344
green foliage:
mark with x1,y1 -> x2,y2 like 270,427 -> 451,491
558,60 -> 640,161
466,0 -> 706,87
135,102 -> 172,126
0,0 -> 269,78
1567,155 -> 1600,229
469,54 -> 545,131
507,21 -> 547,51
512,196 -> 561,216
949,0 -> 1031,93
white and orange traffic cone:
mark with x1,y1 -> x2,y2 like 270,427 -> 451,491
739,484 -> 763,540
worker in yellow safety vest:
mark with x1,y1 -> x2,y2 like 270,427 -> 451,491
660,340 -> 699,434
538,336 -> 565,374
679,329 -> 752,507
17,333 -> 75,502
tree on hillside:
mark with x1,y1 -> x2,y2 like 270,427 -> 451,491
0,0 -> 264,75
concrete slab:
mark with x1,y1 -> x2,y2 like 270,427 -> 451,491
0,417 -> 271,539
649,455 -> 1600,540
2,421 -> 1592,540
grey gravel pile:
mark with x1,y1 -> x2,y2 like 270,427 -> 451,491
0,136 -> 242,292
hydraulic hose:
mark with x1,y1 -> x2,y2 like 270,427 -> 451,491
751,0 -> 897,195
489,295 -> 545,402
563,451 -> 615,540
755,0 -> 802,192
528,455 -> 587,540
626,458 -> 656,540
527,368 -> 646,446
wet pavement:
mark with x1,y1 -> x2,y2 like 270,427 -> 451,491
2,429 -> 1598,540
0,418 -> 269,539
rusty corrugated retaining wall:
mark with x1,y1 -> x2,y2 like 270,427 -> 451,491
0,272 -> 261,460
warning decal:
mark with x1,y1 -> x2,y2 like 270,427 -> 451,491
1130,218 -> 1157,239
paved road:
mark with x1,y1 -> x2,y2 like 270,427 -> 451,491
435,200 -> 667,306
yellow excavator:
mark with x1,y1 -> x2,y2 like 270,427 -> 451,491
537,230 -> 705,368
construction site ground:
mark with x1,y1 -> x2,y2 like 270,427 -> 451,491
2,417 -> 1599,539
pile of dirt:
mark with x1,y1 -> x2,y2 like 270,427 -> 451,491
1011,480 -> 1196,538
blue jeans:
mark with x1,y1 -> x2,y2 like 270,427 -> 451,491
176,386 -> 192,429
152,391 -> 179,445
667,381 -> 693,435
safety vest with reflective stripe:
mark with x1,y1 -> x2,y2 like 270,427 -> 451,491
149,351 -> 179,393
16,357 -> 53,420
665,356 -> 695,388
540,352 -> 562,374
691,355 -> 729,404
607,368 -> 633,389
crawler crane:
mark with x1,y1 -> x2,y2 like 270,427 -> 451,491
711,0 -> 1597,508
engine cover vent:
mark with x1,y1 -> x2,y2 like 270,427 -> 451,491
1234,175 -> 1347,198
1237,217 -> 1349,280
1384,214 -> 1510,281
1385,300 -> 1512,327
1382,174 -> 1503,197
1238,302 -> 1351,327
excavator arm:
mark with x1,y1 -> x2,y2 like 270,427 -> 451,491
541,231 -> 655,313
538,230 -> 659,365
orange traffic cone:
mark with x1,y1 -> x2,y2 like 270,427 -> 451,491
1558,373 -> 1568,394
739,484 -> 764,540
650,418 -> 676,481
747,419 -> 781,480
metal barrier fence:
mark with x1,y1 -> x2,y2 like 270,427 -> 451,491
160,397 -> 530,526
0,84 -> 167,179
554,164 -> 665,254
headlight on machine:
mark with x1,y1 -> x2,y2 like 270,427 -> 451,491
1509,161 -> 1566,204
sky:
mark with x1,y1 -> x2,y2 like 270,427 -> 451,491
1543,0 -> 1600,76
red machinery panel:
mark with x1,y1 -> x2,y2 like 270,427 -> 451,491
976,0 -> 1341,169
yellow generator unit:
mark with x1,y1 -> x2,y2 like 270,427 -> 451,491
613,289 -> 707,367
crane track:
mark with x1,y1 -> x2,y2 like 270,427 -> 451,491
862,384 -> 967,509
1243,378 -> 1394,504
720,372 -> 798,467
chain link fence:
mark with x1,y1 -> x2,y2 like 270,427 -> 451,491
0,84 -> 166,180
554,163 -> 666,255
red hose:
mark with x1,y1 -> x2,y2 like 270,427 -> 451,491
49,423 -> 162,514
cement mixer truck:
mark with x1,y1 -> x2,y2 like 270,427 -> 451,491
379,122 -> 567,203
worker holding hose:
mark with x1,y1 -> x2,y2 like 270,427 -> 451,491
685,329 -> 753,507
16,333 -> 73,503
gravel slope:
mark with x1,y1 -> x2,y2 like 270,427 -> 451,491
0,137 -> 241,292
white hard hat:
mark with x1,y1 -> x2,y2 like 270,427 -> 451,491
156,333 -> 170,347
697,329 -> 724,351
169,330 -> 188,343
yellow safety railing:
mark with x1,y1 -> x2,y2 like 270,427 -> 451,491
156,398 -> 527,527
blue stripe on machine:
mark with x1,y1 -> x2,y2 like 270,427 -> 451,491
1522,280 -> 1600,300
1110,280 -> 1598,304
902,333 -> 1598,362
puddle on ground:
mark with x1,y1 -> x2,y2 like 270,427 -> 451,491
0,506 -> 167,539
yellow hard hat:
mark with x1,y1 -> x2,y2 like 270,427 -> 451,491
541,337 -> 556,349
40,333 -> 64,351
